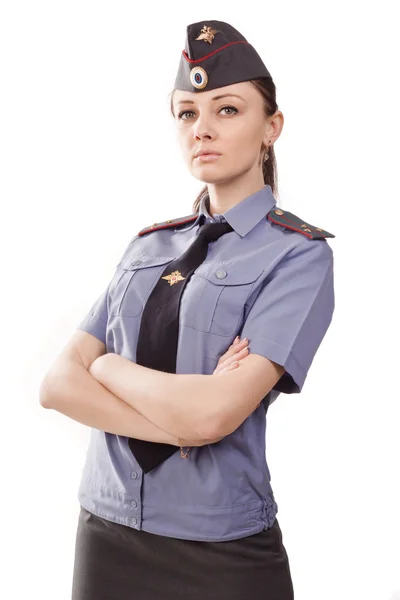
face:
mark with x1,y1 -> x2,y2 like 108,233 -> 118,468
172,81 -> 281,185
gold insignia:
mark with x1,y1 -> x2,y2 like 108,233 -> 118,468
267,207 -> 335,238
162,270 -> 185,286
195,25 -> 218,44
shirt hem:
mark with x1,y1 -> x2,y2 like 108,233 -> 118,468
77,495 -> 278,542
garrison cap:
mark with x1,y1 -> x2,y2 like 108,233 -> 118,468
174,20 -> 272,92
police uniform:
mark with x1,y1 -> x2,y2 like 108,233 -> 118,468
71,20 -> 335,600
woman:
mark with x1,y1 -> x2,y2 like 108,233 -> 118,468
40,19 -> 335,600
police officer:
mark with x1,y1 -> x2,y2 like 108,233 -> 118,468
64,19 -> 335,600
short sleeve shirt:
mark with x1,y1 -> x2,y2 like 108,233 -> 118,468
75,184 -> 335,540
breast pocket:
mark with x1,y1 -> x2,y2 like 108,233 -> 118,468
109,254 -> 176,318
190,262 -> 264,336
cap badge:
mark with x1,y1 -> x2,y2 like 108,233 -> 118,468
162,270 -> 185,286
190,66 -> 208,89
195,25 -> 218,44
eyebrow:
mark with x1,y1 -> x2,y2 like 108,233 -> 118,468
175,93 -> 246,106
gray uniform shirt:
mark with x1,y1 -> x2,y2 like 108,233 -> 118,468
76,184 -> 335,541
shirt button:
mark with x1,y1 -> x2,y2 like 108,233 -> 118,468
131,260 -> 142,266
130,500 -> 137,508
215,270 -> 227,279
130,471 -> 138,479
131,517 -> 137,526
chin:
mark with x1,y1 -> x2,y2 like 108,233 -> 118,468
193,167 -> 238,184
192,174 -> 225,185
191,165 -> 229,180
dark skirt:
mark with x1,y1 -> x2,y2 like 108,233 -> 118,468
71,505 -> 294,600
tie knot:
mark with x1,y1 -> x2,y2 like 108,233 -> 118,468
198,221 -> 234,244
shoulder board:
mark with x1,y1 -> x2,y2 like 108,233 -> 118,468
138,212 -> 198,236
267,208 -> 335,239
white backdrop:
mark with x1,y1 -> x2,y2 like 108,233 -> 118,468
1,1 -> 399,599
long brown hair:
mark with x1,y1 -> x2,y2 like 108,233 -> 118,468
169,76 -> 279,214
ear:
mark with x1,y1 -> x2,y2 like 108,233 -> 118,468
261,124 -> 273,154
262,129 -> 270,150
264,111 -> 285,146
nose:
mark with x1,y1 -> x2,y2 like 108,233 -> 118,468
192,115 -> 215,142
194,132 -> 212,144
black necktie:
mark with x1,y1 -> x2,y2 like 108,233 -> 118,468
128,219 -> 234,473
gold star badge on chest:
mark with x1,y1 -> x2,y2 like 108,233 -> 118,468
195,25 -> 218,44
161,270 -> 185,286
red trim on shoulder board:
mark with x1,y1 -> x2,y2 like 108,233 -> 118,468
138,215 -> 198,236
267,214 -> 313,238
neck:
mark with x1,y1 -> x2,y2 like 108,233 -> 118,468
205,169 -> 265,217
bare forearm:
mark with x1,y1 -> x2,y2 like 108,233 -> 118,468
39,359 -> 185,445
89,353 -> 224,440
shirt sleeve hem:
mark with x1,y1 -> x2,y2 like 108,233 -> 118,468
248,336 -> 307,394
76,316 -> 107,345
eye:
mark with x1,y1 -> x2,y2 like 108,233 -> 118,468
220,106 -> 238,116
177,105 -> 239,120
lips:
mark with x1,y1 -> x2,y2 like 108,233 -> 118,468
194,149 -> 221,158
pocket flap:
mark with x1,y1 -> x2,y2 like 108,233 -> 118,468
117,254 -> 175,270
195,261 -> 264,286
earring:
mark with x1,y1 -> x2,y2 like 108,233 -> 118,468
263,140 -> 272,162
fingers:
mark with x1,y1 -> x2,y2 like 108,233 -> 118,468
218,337 -> 248,365
224,337 -> 249,360
218,361 -> 239,374
214,337 -> 250,375
218,347 -> 249,372
219,341 -> 249,368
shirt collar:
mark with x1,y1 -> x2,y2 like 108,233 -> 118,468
191,184 -> 277,238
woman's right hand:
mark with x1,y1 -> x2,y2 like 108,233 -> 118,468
213,336 -> 250,375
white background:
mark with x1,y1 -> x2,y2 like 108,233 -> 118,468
1,1 -> 399,599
